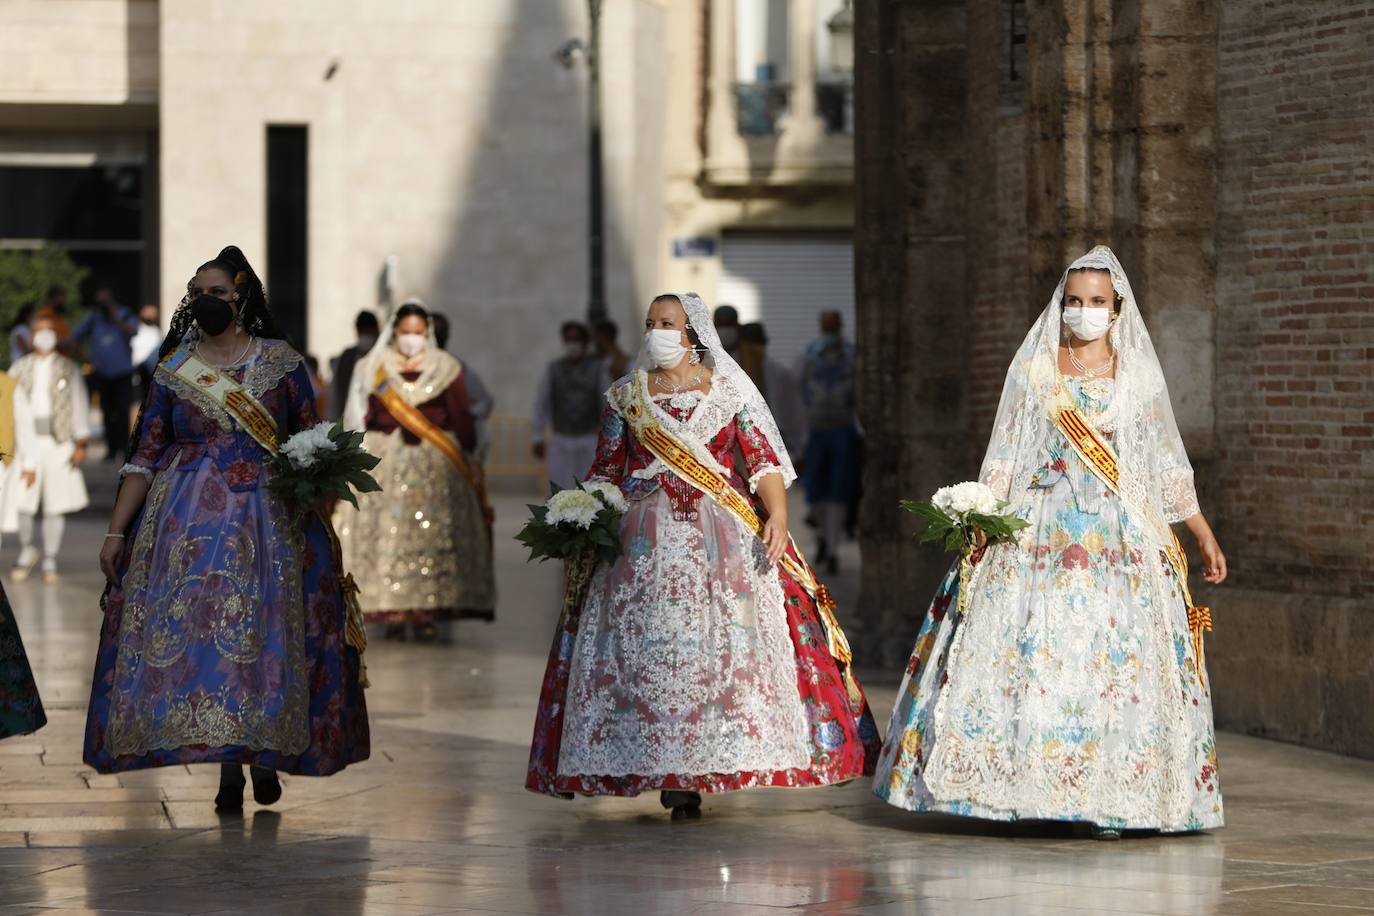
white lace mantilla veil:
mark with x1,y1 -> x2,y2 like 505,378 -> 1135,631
342,298 -> 455,432
979,245 -> 1200,548
633,291 -> 797,487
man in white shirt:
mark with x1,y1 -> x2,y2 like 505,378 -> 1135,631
3,314 -> 90,584
129,304 -> 163,428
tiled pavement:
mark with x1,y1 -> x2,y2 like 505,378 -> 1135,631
2,487 -> 1373,915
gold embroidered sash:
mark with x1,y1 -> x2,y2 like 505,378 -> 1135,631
171,352 -> 281,454
373,367 -> 494,541
614,379 -> 863,703
1052,395 -> 1213,687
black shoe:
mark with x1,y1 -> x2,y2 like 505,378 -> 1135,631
250,766 -> 282,806
660,790 -> 702,820
215,764 -> 246,811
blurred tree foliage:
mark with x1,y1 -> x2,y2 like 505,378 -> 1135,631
0,247 -> 88,367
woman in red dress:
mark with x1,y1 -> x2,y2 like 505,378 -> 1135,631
526,292 -> 880,819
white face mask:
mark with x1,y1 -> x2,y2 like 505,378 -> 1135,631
32,329 -> 58,353
563,341 -> 587,361
1063,307 -> 1113,341
396,333 -> 426,357
645,329 -> 689,369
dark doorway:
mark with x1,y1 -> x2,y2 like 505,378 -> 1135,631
266,125 -> 308,349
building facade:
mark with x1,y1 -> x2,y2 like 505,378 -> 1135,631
0,0 -> 857,417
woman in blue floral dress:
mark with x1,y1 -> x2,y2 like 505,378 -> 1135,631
85,247 -> 369,810
874,247 -> 1228,839
0,580 -> 45,740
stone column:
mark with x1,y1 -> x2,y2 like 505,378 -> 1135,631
1115,0 -> 1219,454
705,0 -> 748,169
782,0 -> 827,143
1026,0 -> 1217,452
853,0 -> 972,667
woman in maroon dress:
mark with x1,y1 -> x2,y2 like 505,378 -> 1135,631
337,300 -> 495,641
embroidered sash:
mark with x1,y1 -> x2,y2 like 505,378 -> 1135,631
1051,393 -> 1213,687
373,367 -> 494,541
168,351 -> 280,454
613,379 -> 863,702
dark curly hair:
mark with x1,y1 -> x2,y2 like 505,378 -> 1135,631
155,245 -> 286,364
128,246 -> 289,461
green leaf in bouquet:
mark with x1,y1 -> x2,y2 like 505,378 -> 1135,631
917,527 -> 945,545
900,500 -> 948,524
965,512 -> 1030,543
344,469 -> 383,493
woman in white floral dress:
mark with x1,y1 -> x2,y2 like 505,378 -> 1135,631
874,246 -> 1229,839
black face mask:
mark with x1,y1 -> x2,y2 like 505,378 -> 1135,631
192,294 -> 235,336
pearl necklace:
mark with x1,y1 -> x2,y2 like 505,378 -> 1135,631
653,368 -> 705,396
1068,341 -> 1114,379
199,334 -> 254,369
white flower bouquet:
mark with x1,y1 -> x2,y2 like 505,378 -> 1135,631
902,481 -> 1029,612
902,481 -> 1027,554
515,480 -> 626,567
267,421 -> 382,527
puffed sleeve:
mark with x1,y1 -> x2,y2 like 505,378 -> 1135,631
120,378 -> 175,482
583,400 -> 629,486
735,401 -> 786,492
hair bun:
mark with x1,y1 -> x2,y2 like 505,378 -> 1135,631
215,246 -> 252,272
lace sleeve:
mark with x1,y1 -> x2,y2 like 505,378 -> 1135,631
583,401 -> 629,485
1161,468 -> 1200,522
1150,386 -> 1200,523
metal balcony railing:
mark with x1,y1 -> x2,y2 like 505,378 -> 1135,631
734,81 -> 791,136
816,80 -> 854,136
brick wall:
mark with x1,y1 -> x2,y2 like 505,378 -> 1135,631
1214,0 -> 1373,599
1207,0 -> 1374,757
